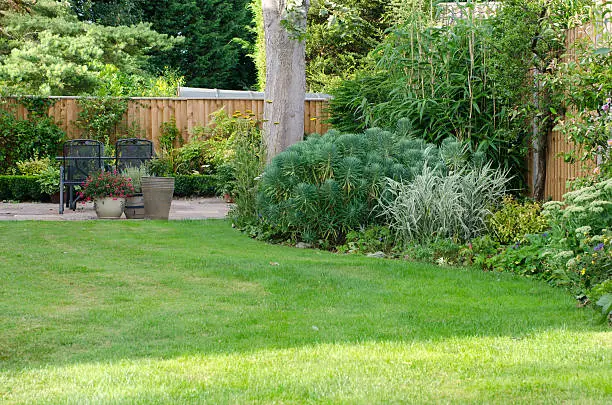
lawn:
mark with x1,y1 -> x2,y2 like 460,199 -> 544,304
0,220 -> 610,404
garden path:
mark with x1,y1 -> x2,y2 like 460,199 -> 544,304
0,198 -> 229,221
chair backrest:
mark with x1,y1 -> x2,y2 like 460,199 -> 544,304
62,139 -> 104,184
115,138 -> 154,172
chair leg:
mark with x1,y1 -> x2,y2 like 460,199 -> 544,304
59,167 -> 64,214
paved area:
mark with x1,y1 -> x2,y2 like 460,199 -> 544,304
0,198 -> 230,221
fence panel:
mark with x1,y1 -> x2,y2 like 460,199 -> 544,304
0,96 -> 330,153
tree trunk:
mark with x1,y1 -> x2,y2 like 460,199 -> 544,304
262,0 -> 309,162
533,129 -> 548,201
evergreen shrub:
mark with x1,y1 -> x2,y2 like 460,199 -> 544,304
255,127 -> 450,245
0,175 -> 44,201
173,175 -> 217,197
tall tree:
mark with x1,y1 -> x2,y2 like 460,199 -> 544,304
69,0 -> 257,90
306,0 -> 389,92
262,0 -> 309,160
0,0 -> 178,95
69,0 -> 144,26
140,0 -> 256,90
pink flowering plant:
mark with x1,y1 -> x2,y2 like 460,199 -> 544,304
79,170 -> 135,201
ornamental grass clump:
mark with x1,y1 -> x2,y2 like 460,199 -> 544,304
378,163 -> 511,244
79,170 -> 134,201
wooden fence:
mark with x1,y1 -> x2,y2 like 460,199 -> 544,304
526,22 -> 608,201
0,96 -> 330,152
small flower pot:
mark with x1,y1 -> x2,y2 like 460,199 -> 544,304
223,193 -> 234,203
94,197 -> 126,219
124,194 -> 145,219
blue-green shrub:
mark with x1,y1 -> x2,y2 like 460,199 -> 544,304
256,128 -> 457,245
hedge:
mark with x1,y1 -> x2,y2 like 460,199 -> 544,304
0,175 -> 45,202
0,174 -> 218,202
171,175 -> 218,197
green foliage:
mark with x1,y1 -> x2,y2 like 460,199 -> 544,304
121,165 -> 148,193
0,0 -> 180,96
15,156 -> 52,176
248,0 -> 265,91
76,97 -> 128,147
328,0 -> 591,190
0,175 -> 44,201
402,238 -> 469,267
36,165 -> 61,195
595,293 -> 612,325
69,0 -> 144,26
476,178 -> 612,304
379,163 -> 511,244
256,127 -> 448,245
305,0 -> 389,92
337,225 -> 394,255
145,157 -> 173,178
17,96 -> 57,119
542,178 -> 612,245
0,111 -> 66,174
554,2 -> 612,179
488,196 -> 549,245
228,116 -> 265,228
159,116 -> 183,153
173,174 -> 217,197
139,0 -> 256,90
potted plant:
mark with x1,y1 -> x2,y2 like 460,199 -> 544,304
121,166 -> 148,219
79,170 -> 134,219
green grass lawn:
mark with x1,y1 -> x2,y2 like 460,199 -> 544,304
0,220 -> 610,404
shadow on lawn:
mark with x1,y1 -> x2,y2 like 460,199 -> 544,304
0,221 -> 605,371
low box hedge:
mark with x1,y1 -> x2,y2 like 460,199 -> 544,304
173,174 -> 218,197
0,175 -> 45,202
0,174 -> 218,202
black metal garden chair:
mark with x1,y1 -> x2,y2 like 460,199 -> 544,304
59,139 -> 104,214
115,138 -> 154,172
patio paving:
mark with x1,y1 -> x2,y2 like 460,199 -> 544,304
0,198 -> 230,221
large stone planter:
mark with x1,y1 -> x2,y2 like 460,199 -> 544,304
124,194 -> 145,219
94,197 -> 125,219
141,177 -> 175,220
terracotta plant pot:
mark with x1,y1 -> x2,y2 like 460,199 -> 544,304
94,197 -> 125,219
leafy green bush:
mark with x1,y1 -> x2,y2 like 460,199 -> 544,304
488,196 -> 549,244
337,226 -> 394,255
476,178 -> 612,301
542,179 -> 612,245
0,112 -> 66,174
76,97 -> 128,147
0,175 -> 44,201
36,165 -> 60,196
159,116 -> 183,153
16,156 -> 53,176
227,118 -> 265,228
255,127 -> 450,245
327,9 -> 529,184
173,175 -> 217,197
